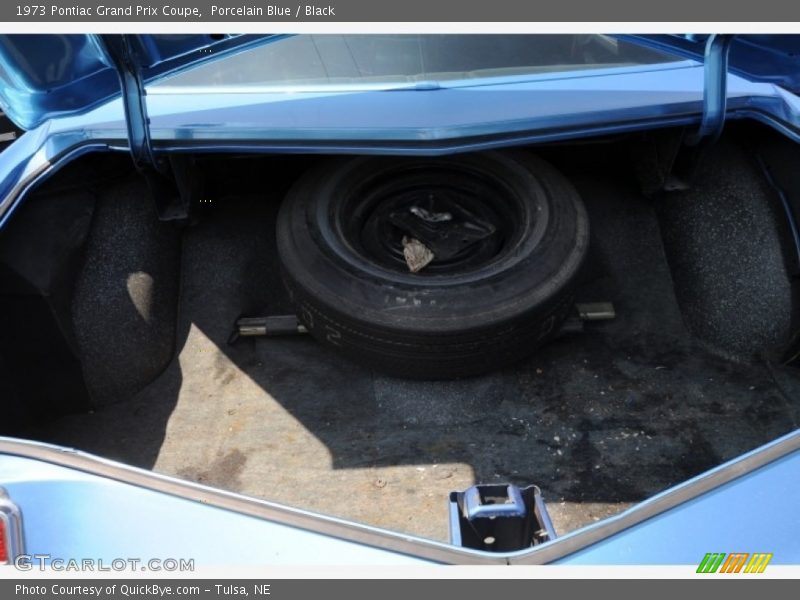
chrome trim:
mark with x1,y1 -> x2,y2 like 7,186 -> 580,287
0,438 -> 498,565
0,141 -> 110,230
0,159 -> 51,225
0,486 -> 24,563
0,430 -> 798,565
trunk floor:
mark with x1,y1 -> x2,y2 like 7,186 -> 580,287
26,170 -> 800,543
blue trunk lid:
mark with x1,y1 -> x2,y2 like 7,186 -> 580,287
0,34 -> 279,130
0,34 -> 797,131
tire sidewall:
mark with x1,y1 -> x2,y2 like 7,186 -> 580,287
277,150 -> 589,336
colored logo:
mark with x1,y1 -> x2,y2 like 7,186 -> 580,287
696,552 -> 773,573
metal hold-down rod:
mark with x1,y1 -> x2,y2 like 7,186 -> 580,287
228,303 -> 615,345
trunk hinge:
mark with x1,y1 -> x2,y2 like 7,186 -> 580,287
100,35 -> 198,222
687,34 -> 735,145
100,35 -> 160,173
635,34 -> 736,194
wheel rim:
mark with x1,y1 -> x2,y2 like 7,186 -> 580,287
337,164 -> 529,275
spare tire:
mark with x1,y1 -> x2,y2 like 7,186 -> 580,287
276,150 -> 589,379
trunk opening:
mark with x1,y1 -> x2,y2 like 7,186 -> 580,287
2,120 -> 799,541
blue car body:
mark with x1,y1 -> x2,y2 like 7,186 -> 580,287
0,431 -> 798,566
0,34 -> 799,567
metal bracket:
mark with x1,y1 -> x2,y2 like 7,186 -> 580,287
687,34 -> 735,146
229,303 -> 615,345
228,315 -> 309,345
142,155 -> 200,222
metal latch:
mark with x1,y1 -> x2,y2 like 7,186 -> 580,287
449,484 -> 556,552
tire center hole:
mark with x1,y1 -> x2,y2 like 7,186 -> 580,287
341,166 -> 524,275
